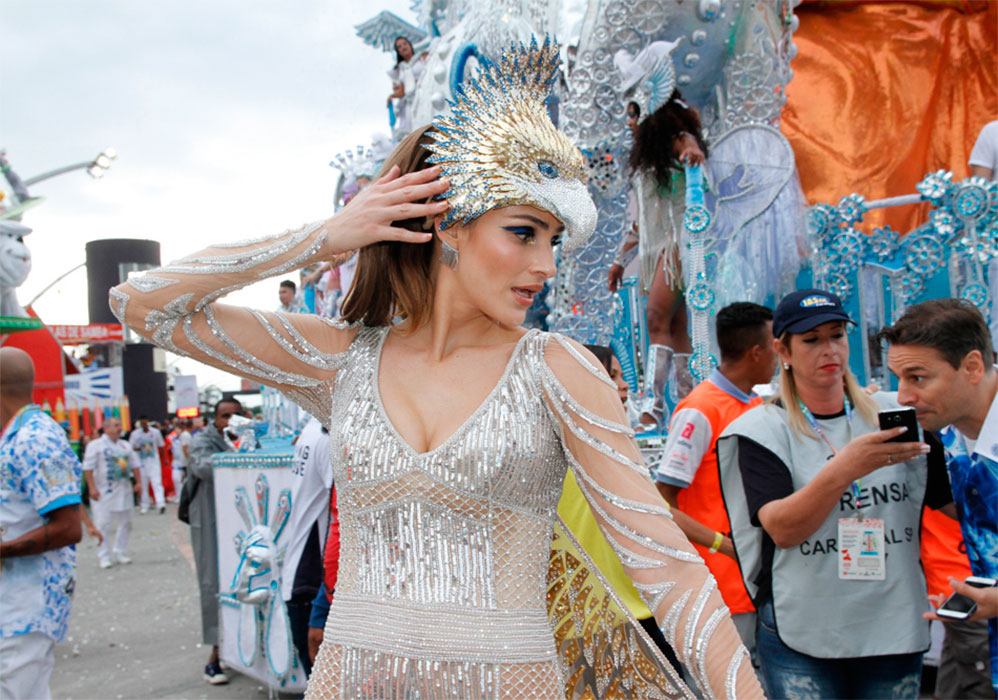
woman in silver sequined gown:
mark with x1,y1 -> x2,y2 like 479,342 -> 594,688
111,42 -> 763,699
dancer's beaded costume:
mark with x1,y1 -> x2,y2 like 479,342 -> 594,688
111,39 -> 762,699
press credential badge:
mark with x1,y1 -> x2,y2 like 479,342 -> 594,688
838,517 -> 886,580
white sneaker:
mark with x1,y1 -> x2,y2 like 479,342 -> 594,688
115,553 -> 133,565
140,507 -> 149,514
99,557 -> 113,569
203,661 -> 229,685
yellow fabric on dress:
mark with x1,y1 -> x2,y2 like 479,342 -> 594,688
781,1 -> 997,234
547,516 -> 689,698
557,470 -> 653,620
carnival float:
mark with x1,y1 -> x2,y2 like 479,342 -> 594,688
206,0 -> 996,691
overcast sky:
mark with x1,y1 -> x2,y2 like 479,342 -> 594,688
2,0 -> 412,389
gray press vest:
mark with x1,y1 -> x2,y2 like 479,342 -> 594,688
716,392 -> 931,658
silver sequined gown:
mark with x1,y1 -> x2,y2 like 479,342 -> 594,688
110,221 -> 763,699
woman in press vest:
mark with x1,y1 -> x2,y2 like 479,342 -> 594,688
717,289 -> 953,699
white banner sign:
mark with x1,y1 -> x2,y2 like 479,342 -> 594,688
63,367 -> 123,401
174,375 -> 199,411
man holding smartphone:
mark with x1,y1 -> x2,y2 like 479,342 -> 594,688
881,298 -> 998,696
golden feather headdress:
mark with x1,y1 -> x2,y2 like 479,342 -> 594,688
426,36 -> 597,251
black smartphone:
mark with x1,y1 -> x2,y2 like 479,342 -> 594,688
936,590 -> 978,620
878,407 -> 919,443
934,576 -> 995,620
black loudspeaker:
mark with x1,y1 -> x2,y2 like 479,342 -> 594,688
86,239 -> 167,420
85,238 -> 160,324
122,342 -> 169,422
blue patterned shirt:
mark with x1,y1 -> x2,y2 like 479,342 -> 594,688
0,405 -> 82,642
939,390 -> 998,692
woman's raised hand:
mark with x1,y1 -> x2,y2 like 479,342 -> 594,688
323,165 -> 449,254
676,133 -> 705,166
836,427 -> 931,482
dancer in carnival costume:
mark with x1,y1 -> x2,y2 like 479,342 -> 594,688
387,36 -> 427,139
111,38 -> 762,699
609,41 -> 710,430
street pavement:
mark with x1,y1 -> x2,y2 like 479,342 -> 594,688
51,502 -> 298,700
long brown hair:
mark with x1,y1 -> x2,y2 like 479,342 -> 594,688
340,125 -> 440,330
628,90 -> 708,190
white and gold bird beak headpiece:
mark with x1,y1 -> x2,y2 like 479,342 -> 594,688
426,36 -> 597,252
614,39 -> 682,125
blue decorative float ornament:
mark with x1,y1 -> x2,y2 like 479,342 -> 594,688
683,164 -> 718,383
806,170 -> 998,386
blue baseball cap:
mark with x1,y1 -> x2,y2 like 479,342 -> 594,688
773,289 -> 855,337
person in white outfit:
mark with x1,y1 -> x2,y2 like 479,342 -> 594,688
283,416 -> 333,677
970,120 -> 997,181
171,419 -> 193,493
84,417 -> 141,568
128,416 -> 165,513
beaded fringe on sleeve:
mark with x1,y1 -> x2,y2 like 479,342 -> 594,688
108,221 -> 357,426
540,334 -> 762,700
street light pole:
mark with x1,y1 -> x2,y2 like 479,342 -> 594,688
21,148 -> 118,187
23,162 -> 95,187
25,261 -> 86,308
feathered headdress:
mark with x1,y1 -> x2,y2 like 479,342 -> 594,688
425,36 -> 597,251
614,40 -> 681,125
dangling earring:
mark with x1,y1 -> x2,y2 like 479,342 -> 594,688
783,362 -> 791,371
440,240 -> 459,270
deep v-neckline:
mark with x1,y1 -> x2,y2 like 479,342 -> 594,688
372,328 -> 536,458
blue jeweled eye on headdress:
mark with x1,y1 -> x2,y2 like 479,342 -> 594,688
537,161 -> 559,179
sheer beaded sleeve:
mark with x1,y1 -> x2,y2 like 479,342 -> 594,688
540,334 -> 764,699
108,221 -> 357,422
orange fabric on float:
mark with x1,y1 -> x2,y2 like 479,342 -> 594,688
782,1 -> 997,234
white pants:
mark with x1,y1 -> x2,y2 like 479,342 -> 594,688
92,499 -> 133,561
0,632 -> 55,700
139,459 -> 164,509
172,464 -> 186,494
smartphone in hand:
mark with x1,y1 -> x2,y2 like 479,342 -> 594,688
936,591 -> 978,620
878,407 -> 919,443
935,576 -> 997,620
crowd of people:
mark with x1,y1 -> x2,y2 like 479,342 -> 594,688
2,36 -> 996,700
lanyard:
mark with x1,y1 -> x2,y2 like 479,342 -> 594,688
797,396 -> 864,510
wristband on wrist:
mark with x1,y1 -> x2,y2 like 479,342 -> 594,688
613,242 -> 638,269
709,531 -> 723,554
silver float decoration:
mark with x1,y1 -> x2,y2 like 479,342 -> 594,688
550,0 -> 806,425
352,1 -> 807,404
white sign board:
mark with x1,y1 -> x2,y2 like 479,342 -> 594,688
63,366 -> 124,401
174,375 -> 199,411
